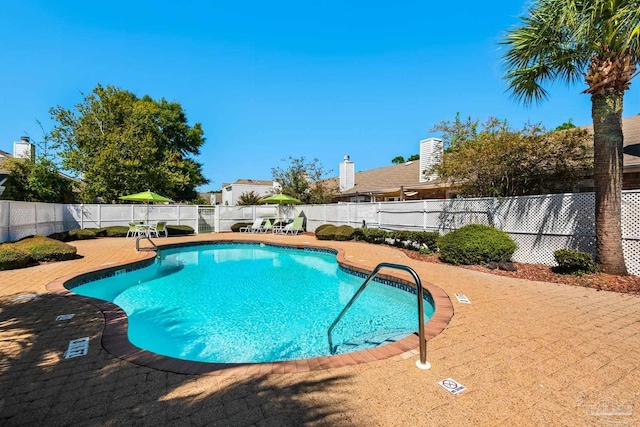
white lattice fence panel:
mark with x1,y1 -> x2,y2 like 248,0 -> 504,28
510,233 -> 596,265
8,202 -> 36,241
622,192 -> 640,275
496,193 -> 595,235
63,205 -> 82,230
302,205 -> 328,231
0,201 -> 9,242
622,191 -> 640,239
623,240 -> 640,276
438,198 -> 494,232
423,199 -> 445,232
34,203 -> 62,237
378,200 -> 424,230
350,204 -> 377,228
324,204 -> 340,225
78,205 -> 100,228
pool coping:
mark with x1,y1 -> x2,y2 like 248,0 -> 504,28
46,238 -> 454,375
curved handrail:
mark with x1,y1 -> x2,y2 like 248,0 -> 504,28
136,235 -> 157,252
327,262 -> 429,368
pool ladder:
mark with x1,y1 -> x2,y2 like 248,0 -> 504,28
327,262 -> 430,370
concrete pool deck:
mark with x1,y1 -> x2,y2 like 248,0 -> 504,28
1,233 -> 639,426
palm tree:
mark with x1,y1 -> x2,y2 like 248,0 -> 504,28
502,0 -> 639,275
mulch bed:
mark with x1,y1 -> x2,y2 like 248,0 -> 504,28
402,250 -> 640,295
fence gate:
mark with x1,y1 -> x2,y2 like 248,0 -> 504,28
197,206 -> 216,233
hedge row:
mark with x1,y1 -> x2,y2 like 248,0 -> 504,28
48,225 -> 194,241
314,223 -> 523,266
314,224 -> 440,253
0,236 -> 77,270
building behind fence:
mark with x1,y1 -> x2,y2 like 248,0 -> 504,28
1,190 -> 638,275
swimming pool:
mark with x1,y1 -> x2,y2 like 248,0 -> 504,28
68,243 -> 435,363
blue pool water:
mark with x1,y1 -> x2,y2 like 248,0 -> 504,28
70,243 -> 434,363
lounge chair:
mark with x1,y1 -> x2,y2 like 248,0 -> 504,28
282,217 -> 304,236
149,221 -> 168,238
257,219 -> 274,233
240,218 -> 264,233
126,222 -> 141,238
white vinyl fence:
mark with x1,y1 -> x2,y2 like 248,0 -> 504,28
0,202 -> 215,243
2,191 -> 638,275
217,191 -> 640,276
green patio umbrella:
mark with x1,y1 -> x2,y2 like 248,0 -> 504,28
261,193 -> 300,223
119,190 -> 174,223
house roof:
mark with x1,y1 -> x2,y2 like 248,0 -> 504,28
222,179 -> 276,187
583,114 -> 640,170
331,115 -> 640,197
327,160 -> 448,197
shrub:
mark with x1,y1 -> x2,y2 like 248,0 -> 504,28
69,229 -> 96,240
166,225 -> 194,236
47,231 -> 71,242
314,224 -> 334,236
412,231 -> 440,253
554,249 -> 599,275
104,226 -> 129,237
352,228 -> 365,241
13,235 -> 77,262
0,244 -> 32,270
389,230 -> 411,247
89,227 -> 109,237
334,225 -> 355,241
360,228 -> 387,244
231,222 -> 252,232
438,224 -> 517,265
316,224 -> 337,240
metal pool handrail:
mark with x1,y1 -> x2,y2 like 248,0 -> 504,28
136,234 -> 157,252
327,262 -> 430,369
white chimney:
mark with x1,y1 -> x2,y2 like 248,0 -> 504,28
339,155 -> 355,191
13,136 -> 35,162
419,138 -> 443,182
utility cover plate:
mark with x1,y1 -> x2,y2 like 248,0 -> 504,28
454,294 -> 471,304
438,378 -> 467,395
11,293 -> 40,302
64,337 -> 89,359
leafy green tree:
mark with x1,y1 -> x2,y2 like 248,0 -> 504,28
236,190 -> 263,206
49,84 -> 208,203
555,119 -> 577,131
429,117 -> 593,197
502,0 -> 639,274
392,154 -> 419,164
1,157 -> 74,203
271,156 -> 337,204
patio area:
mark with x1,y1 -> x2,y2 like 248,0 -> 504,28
1,233 -> 639,426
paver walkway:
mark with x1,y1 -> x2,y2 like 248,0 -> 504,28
1,233 -> 639,426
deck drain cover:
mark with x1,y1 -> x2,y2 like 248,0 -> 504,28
438,378 -> 466,395
11,293 -> 40,302
56,314 -> 75,321
454,294 -> 471,304
64,337 -> 89,359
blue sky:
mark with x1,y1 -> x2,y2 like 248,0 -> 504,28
2,1 -> 639,193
